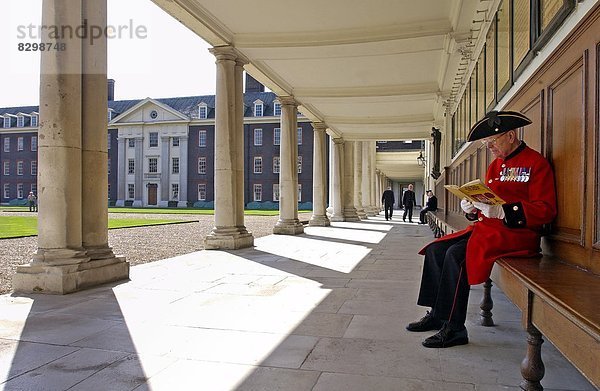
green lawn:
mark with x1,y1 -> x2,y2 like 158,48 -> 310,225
0,216 -> 186,239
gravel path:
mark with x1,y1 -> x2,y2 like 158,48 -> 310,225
0,212 -> 311,295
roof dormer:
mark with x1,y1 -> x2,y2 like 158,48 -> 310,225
30,112 -> 38,127
253,100 -> 264,117
198,103 -> 208,119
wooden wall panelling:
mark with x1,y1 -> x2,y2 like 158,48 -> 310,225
520,91 -> 544,153
594,41 -> 600,251
547,56 -> 586,247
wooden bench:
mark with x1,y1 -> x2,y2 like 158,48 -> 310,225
426,211 -> 600,390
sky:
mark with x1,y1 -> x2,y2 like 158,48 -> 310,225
0,0 -> 217,108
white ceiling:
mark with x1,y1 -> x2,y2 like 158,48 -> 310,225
152,0 -> 495,180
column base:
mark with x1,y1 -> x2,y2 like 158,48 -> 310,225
356,207 -> 368,219
204,227 -> 254,250
273,219 -> 305,235
343,207 -> 361,222
115,200 -> 125,207
330,214 -> 345,222
132,200 -> 143,207
308,215 -> 331,227
365,206 -> 378,216
13,255 -> 129,295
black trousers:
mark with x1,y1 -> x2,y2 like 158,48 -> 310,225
417,235 -> 470,329
419,207 -> 431,223
384,203 -> 393,219
403,206 -> 413,221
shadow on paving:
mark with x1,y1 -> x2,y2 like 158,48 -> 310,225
0,287 -> 160,390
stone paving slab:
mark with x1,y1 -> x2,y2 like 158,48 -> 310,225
0,216 -> 595,390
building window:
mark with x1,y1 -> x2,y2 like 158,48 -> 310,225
107,135 -> 111,150
3,162 -> 9,175
253,184 -> 262,201
31,161 -> 37,176
198,184 -> 207,201
198,105 -> 208,119
31,184 -> 36,195
30,114 -> 38,127
198,157 -> 207,174
107,183 -> 110,198
273,184 -> 279,201
3,117 -> 11,128
254,128 -> 263,146
17,161 -> 24,176
254,102 -> 263,117
149,132 -> 158,147
17,115 -> 24,127
128,139 -> 135,148
3,184 -> 9,199
127,184 -> 135,199
199,130 -> 207,147
107,109 -> 112,122
254,157 -> 263,174
128,159 -> 135,174
274,128 -> 281,146
298,184 -> 302,202
297,155 -> 302,174
17,137 -> 23,151
172,137 -> 179,147
107,159 -> 111,175
172,157 -> 179,174
17,184 -> 24,199
273,156 -> 280,174
172,184 -> 179,200
3,138 -> 9,152
297,128 -> 302,145
274,102 -> 281,116
148,158 -> 158,173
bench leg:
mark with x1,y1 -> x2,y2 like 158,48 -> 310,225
520,325 -> 545,391
479,278 -> 494,326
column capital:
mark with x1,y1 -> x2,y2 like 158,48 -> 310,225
333,137 -> 344,145
375,169 -> 381,174
209,46 -> 237,62
278,95 -> 298,107
312,122 -> 327,132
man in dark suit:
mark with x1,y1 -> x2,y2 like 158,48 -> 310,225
402,184 -> 416,222
381,186 -> 395,220
419,190 -> 438,224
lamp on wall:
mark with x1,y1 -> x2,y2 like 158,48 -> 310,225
416,150 -> 426,167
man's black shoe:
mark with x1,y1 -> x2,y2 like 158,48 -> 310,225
422,324 -> 468,348
406,311 -> 442,332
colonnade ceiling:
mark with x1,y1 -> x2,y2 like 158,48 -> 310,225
376,151 -> 425,181
152,0 -> 493,141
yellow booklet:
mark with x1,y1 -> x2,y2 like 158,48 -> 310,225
444,179 -> 505,205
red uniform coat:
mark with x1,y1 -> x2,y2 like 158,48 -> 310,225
419,143 -> 557,285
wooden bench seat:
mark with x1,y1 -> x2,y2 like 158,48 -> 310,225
426,210 -> 600,390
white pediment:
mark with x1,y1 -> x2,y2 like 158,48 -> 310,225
111,98 -> 189,124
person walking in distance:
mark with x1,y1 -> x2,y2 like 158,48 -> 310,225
419,190 -> 438,224
402,184 -> 416,222
381,186 -> 395,221
406,111 -> 557,348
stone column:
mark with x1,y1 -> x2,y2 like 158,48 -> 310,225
353,141 -> 366,219
330,138 -> 345,222
326,136 -> 334,216
273,96 -> 304,235
343,141 -> 360,221
116,137 -> 126,206
309,122 -> 330,226
159,135 -> 169,207
14,0 -> 129,294
375,169 -> 382,211
204,46 -> 253,249
370,142 -> 378,213
177,135 -> 188,207
362,141 -> 375,216
132,137 -> 143,207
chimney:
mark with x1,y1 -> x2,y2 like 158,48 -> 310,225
245,73 -> 264,93
107,79 -> 115,101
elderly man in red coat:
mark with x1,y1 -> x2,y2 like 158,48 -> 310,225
406,111 -> 557,348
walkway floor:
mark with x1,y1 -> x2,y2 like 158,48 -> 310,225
0,215 -> 595,390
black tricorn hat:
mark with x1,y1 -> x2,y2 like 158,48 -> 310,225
467,110 -> 532,142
